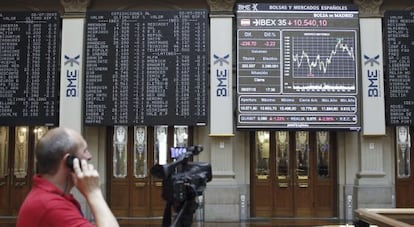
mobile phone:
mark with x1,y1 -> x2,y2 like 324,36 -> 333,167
66,155 -> 76,171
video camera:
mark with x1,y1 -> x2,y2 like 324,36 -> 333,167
150,145 -> 212,227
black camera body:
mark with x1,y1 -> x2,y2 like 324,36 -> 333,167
170,161 -> 212,203
150,145 -> 212,227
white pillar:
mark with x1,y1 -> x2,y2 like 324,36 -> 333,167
360,18 -> 386,136
209,15 -> 234,136
204,13 -> 240,222
59,17 -> 85,133
59,16 -> 90,219
354,19 -> 393,210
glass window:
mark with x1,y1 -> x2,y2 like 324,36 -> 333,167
34,126 -> 48,146
296,131 -> 309,178
397,126 -> 411,178
174,126 -> 188,148
317,131 -> 330,178
155,125 -> 168,165
33,126 -> 48,173
256,131 -> 269,179
113,126 -> 127,178
15,126 -> 28,178
134,126 -> 147,178
0,126 -> 9,178
276,131 -> 289,179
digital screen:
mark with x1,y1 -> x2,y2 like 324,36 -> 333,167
236,4 -> 360,130
170,147 -> 187,159
0,12 -> 60,126
384,11 -> 414,126
84,10 -> 208,126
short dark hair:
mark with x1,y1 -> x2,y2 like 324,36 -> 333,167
36,128 -> 78,174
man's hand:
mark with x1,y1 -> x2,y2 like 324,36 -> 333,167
72,158 -> 101,198
71,158 -> 119,227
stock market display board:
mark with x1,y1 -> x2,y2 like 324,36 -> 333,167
236,3 -> 360,130
0,12 -> 60,126
384,11 -> 414,126
84,10 -> 208,126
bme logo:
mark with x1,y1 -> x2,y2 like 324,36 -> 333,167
213,54 -> 230,97
64,54 -> 80,97
364,54 -> 381,97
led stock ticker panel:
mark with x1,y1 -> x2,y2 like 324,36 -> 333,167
236,4 -> 361,130
0,12 -> 60,126
384,11 -> 414,126
84,10 -> 208,126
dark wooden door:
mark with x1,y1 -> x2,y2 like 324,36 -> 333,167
0,126 -> 46,216
395,126 -> 414,207
108,126 -> 160,217
0,127 -> 32,215
292,131 -> 313,216
251,131 -> 337,218
313,130 -> 337,217
0,126 -> 12,215
108,126 -> 190,217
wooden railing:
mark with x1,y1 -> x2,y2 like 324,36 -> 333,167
355,208 -> 414,227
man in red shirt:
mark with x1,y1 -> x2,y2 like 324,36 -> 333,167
17,127 -> 119,227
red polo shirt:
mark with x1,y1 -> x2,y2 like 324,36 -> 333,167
17,174 -> 94,227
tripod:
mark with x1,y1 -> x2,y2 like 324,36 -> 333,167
163,198 -> 198,227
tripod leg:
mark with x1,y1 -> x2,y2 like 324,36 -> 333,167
162,202 -> 173,227
172,199 -> 197,227
171,200 -> 187,227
